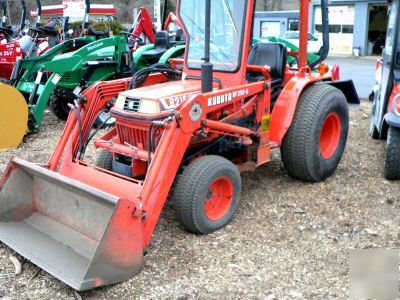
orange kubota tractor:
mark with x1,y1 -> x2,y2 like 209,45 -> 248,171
0,0 -> 359,291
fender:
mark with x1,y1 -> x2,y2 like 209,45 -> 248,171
270,75 -> 359,145
159,44 -> 185,64
315,80 -> 360,105
133,43 -> 154,64
270,75 -> 323,145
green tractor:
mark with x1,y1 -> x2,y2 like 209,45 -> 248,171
265,36 -> 320,67
7,0 -> 148,133
8,0 -> 186,136
133,10 -> 186,72
17,35 -> 137,128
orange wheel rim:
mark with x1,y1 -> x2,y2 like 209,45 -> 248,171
319,112 -> 341,160
204,177 -> 233,221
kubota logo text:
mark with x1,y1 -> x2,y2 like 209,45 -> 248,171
207,89 -> 249,107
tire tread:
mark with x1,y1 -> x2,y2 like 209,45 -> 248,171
281,84 -> 348,182
385,126 -> 400,180
174,155 -> 240,234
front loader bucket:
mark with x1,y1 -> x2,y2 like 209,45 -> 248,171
0,158 -> 144,291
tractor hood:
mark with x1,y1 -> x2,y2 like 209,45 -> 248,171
114,80 -> 213,114
53,46 -> 117,62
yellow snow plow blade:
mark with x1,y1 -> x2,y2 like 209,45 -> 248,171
0,83 -> 28,149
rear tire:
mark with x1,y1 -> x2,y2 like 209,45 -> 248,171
49,88 -> 74,120
173,155 -> 241,234
96,149 -> 113,171
385,126 -> 400,180
281,84 -> 349,182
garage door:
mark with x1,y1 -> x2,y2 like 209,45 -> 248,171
315,5 -> 355,54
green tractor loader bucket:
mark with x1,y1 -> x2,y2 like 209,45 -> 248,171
0,158 -> 144,291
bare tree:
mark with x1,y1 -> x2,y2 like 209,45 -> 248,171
5,0 -> 297,25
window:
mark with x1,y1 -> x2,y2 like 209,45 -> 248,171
316,24 -> 354,34
288,19 -> 299,31
386,0 -> 398,59
329,25 -> 341,34
179,0 -> 247,72
342,25 -> 354,34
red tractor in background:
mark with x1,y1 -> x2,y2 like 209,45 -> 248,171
370,0 -> 400,179
0,0 -> 359,291
130,6 -> 156,45
0,0 -> 67,81
0,0 -> 29,80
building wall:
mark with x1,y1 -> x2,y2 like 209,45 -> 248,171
254,11 -> 300,39
255,0 -> 298,11
309,0 -> 387,55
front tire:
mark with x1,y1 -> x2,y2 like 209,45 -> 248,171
385,126 -> 400,180
49,88 -> 75,120
173,155 -> 241,234
281,84 -> 349,182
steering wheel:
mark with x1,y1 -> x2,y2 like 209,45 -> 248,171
121,31 -> 143,44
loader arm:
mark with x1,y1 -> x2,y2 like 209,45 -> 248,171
20,36 -> 129,130
42,36 -> 127,73
131,7 -> 155,44
13,37 -> 96,86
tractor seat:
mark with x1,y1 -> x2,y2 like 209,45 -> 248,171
43,20 -> 59,36
247,43 -> 287,87
87,27 -> 110,38
141,30 -> 170,60
170,29 -> 186,47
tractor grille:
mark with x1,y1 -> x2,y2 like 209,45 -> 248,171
124,98 -> 141,112
117,124 -> 149,150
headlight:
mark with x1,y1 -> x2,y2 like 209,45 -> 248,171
114,95 -> 161,114
138,100 -> 161,114
115,95 -> 126,110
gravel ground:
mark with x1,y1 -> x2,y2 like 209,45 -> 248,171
0,102 -> 399,300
